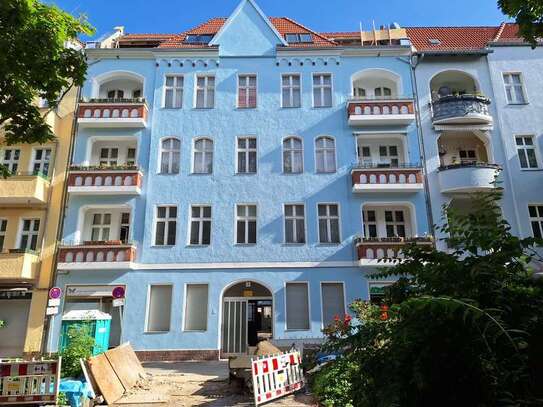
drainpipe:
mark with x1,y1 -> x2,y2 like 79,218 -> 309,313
409,53 -> 436,238
40,85 -> 81,354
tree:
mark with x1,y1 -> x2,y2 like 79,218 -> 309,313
498,0 -> 543,47
0,0 -> 93,172
315,189 -> 543,406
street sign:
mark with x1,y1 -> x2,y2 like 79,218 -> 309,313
49,287 -> 62,299
47,298 -> 60,307
112,286 -> 125,299
46,306 -> 59,316
112,298 -> 125,307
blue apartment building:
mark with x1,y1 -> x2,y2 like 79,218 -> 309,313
48,0 -> 432,359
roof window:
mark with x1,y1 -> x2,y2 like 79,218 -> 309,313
184,34 -> 214,44
428,38 -> 442,46
285,33 -> 313,43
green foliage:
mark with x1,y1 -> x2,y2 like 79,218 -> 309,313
57,392 -> 68,406
0,0 -> 93,168
60,324 -> 96,378
312,356 -> 357,407
0,319 -> 5,328
498,0 -> 543,48
317,189 -> 543,406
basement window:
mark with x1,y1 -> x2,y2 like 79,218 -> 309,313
285,33 -> 313,43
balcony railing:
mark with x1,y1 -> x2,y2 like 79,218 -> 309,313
431,94 -> 492,125
0,250 -> 40,281
77,98 -> 148,128
58,241 -> 136,265
438,162 -> 502,194
351,163 -> 424,193
67,166 -> 142,195
347,98 -> 416,126
355,236 -> 433,261
0,172 -> 50,206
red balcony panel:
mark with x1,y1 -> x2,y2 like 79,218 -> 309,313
355,238 -> 433,260
58,243 -> 136,264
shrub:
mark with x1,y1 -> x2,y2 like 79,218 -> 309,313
60,324 -> 97,378
312,356 -> 357,407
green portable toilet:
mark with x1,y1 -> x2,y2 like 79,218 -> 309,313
60,310 -> 112,355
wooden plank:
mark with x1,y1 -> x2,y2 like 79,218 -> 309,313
80,359 -> 97,399
87,353 -> 125,405
105,343 -> 145,389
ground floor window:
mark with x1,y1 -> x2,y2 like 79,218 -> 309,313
184,284 -> 208,331
146,285 -> 172,332
286,282 -> 310,330
321,282 -> 345,327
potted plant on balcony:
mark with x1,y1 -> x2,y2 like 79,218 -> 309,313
0,320 -> 5,328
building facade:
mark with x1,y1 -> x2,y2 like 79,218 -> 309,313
48,0 -> 432,359
0,84 -> 77,357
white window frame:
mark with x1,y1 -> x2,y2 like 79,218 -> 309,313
17,218 -> 40,251
0,219 -> 8,251
515,135 -> 540,170
188,205 -> 212,246
281,73 -> 302,108
194,74 -> 215,109
153,205 -> 177,247
317,203 -> 341,244
502,72 -> 528,105
283,203 -> 306,244
282,136 -> 304,174
31,147 -> 52,176
192,137 -> 214,174
90,212 -> 112,242
182,283 -> 209,332
163,74 -> 183,108
320,281 -> 347,329
99,147 -> 119,167
528,204 -> 543,239
384,209 -> 407,238
159,137 -> 181,175
1,148 -> 21,174
284,281 -> 311,331
363,209 -> 378,238
312,73 -> 333,108
236,136 -> 257,174
237,74 -> 257,109
315,136 -> 336,173
235,204 -> 257,245
144,284 -> 173,333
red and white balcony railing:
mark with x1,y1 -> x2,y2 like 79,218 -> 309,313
355,236 -> 433,262
67,166 -> 142,195
58,241 -> 136,266
77,98 -> 148,128
347,98 -> 416,126
351,163 -> 424,193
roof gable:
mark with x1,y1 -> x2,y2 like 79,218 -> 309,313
208,0 -> 287,56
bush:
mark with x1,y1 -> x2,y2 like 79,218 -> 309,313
312,356 -> 357,407
60,324 -> 97,378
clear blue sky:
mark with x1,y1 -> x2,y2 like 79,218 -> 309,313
47,0 -> 510,40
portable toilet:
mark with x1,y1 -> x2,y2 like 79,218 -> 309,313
60,310 -> 112,355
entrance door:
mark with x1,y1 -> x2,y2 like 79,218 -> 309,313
221,299 -> 248,355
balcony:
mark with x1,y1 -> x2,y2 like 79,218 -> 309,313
347,99 -> 415,126
355,237 -> 433,263
431,95 -> 492,125
67,166 -> 142,195
77,98 -> 148,128
57,241 -> 136,269
0,173 -> 50,206
351,164 -> 424,193
0,250 -> 40,282
438,162 -> 501,194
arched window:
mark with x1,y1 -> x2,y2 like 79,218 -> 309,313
193,138 -> 213,174
160,138 -> 180,174
283,137 -> 303,174
315,136 -> 336,173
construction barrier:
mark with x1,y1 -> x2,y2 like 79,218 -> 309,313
0,359 -> 61,405
251,350 -> 304,406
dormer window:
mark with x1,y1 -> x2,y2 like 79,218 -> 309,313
184,34 -> 214,44
285,33 -> 312,43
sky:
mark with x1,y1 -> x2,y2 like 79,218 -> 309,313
47,0 -> 511,40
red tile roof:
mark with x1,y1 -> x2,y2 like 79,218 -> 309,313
491,23 -> 526,44
406,26 -> 499,52
157,17 -> 336,49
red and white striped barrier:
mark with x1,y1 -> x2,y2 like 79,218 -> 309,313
0,359 -> 60,405
252,350 -> 304,406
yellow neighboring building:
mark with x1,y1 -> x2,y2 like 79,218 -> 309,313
0,87 -> 77,357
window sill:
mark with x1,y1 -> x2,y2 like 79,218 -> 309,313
193,107 -> 215,110
144,331 -> 170,334
186,244 -> 210,248
282,243 -> 306,247
315,171 -> 337,175
234,172 -> 257,176
161,107 -> 183,110
234,243 -> 257,247
150,245 -> 176,248
235,107 -> 258,110
520,168 -> 543,172
285,328 -> 311,332
281,106 -> 302,109
190,172 -> 213,176
182,329 -> 208,333
506,102 -> 529,106
316,243 -> 342,247
282,172 -> 304,175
